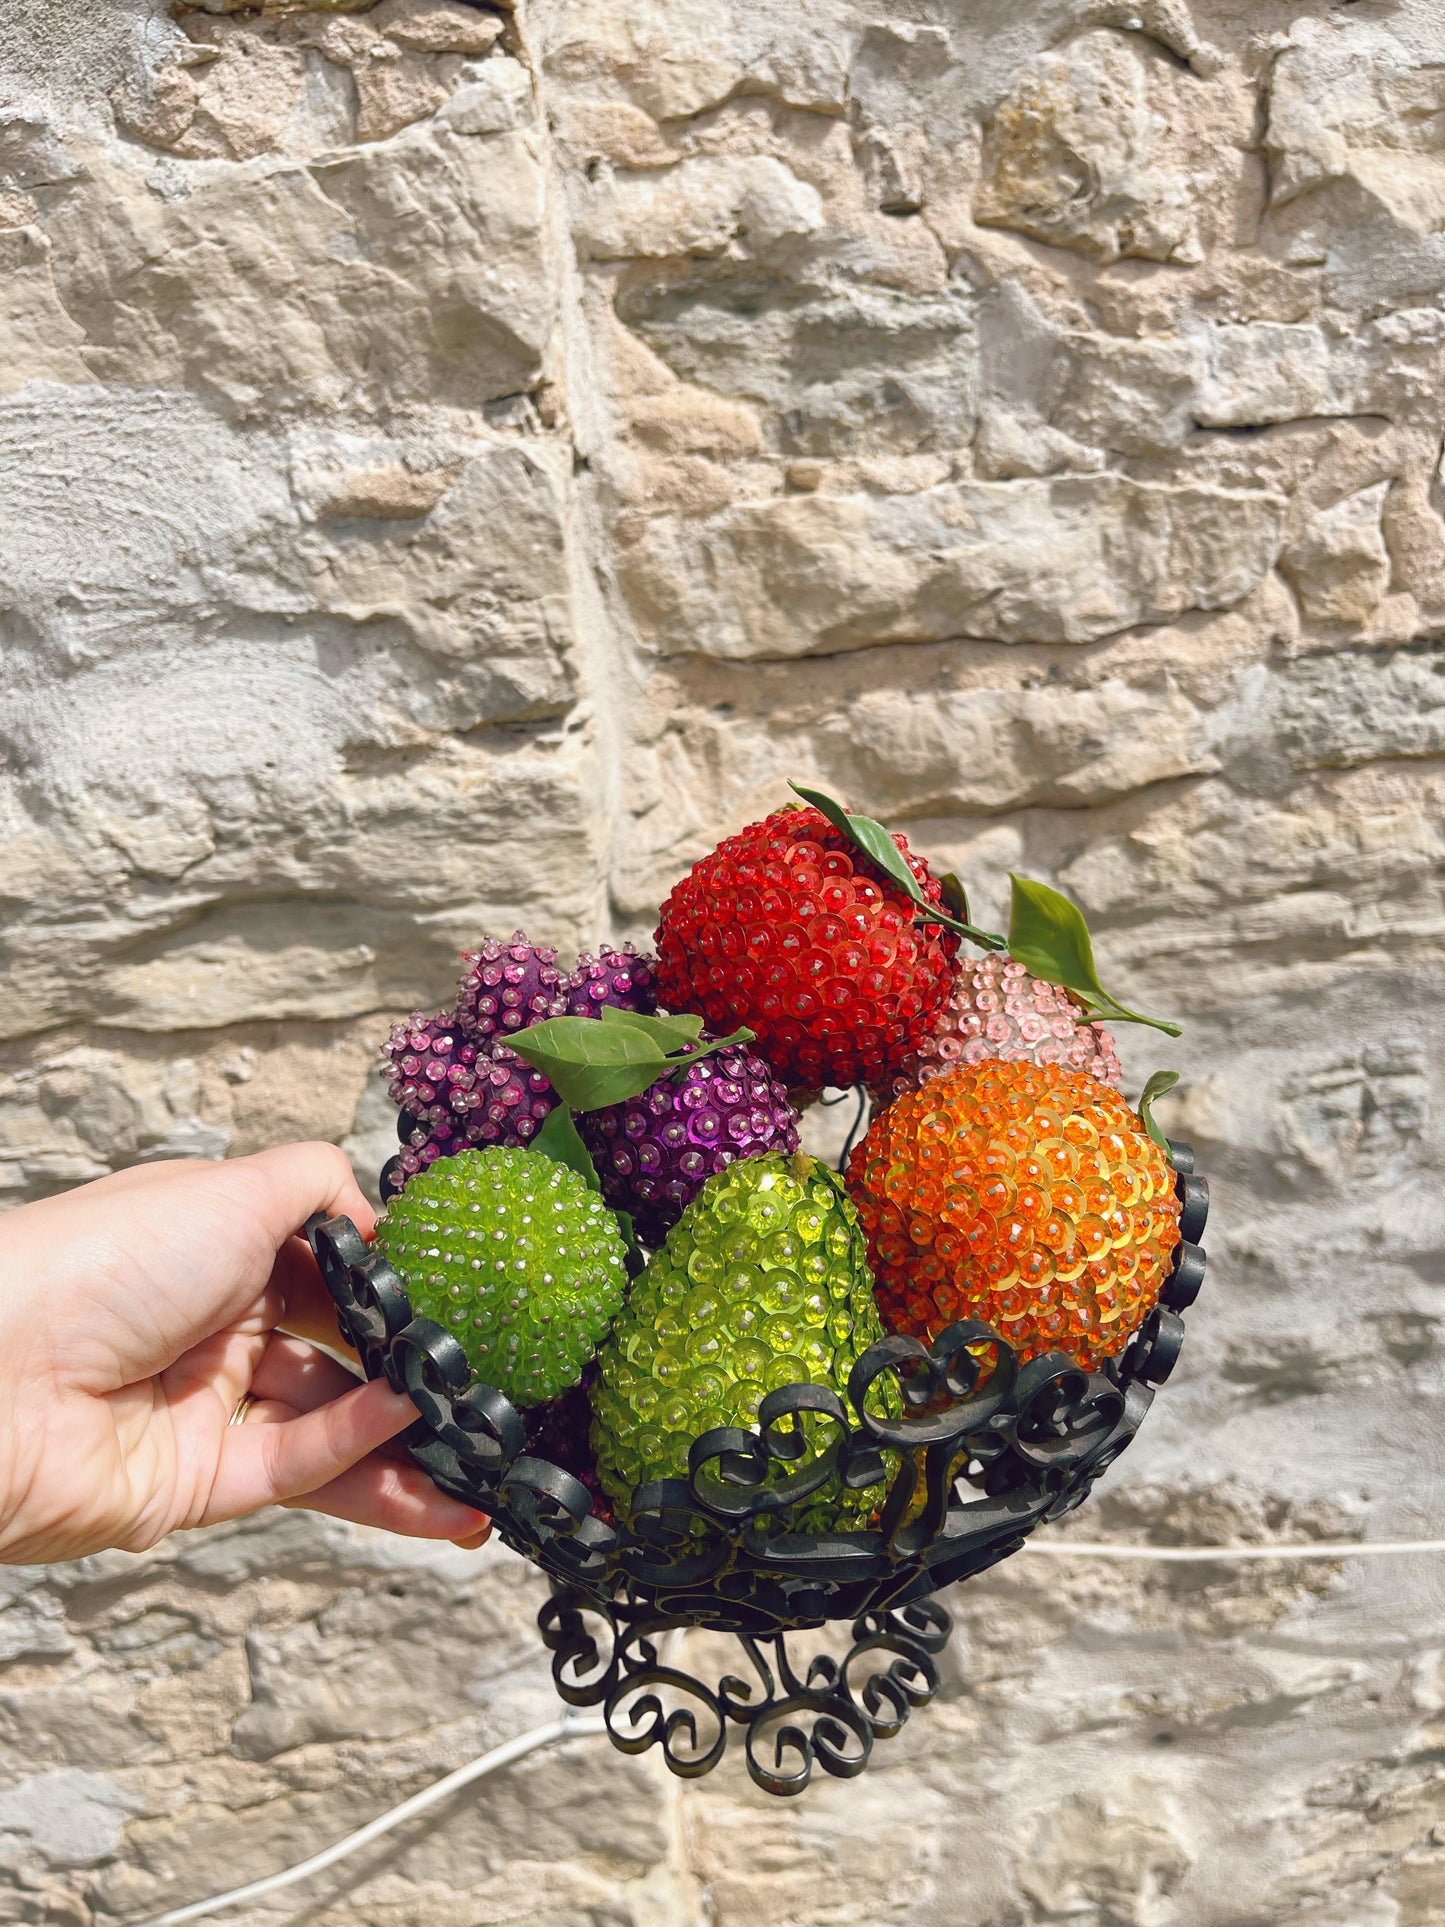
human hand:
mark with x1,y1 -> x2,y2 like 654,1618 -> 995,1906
0,1145 -> 491,1563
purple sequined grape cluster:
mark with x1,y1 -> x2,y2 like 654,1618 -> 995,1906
457,933 -> 564,1041
381,931 -> 662,1192
385,1032 -> 559,1185
562,943 -> 657,1019
577,1043 -> 799,1248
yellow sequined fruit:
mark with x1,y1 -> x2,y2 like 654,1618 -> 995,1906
846,1060 -> 1181,1371
590,1153 -> 892,1530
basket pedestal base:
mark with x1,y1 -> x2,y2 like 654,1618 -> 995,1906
540,1584 -> 952,1794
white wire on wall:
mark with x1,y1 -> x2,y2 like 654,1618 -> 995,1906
124,1532 -> 1445,1927
1019,1536 -> 1445,1561
128,1708 -> 607,1927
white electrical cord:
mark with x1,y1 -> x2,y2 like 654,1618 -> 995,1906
124,1541 -> 1445,1926
1021,1536 -> 1445,1562
128,1706 -> 606,1927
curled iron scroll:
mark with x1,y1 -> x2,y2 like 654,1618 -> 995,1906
305,1130 -> 1209,1791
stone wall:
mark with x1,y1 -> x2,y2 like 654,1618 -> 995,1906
3,0 -> 1445,1920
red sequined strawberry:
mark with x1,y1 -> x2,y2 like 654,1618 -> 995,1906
654,803 -> 959,1091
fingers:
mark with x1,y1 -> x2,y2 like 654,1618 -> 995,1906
236,1336 -> 490,1542
283,1457 -> 492,1542
250,1332 -> 362,1409
269,1240 -> 359,1357
230,1142 -> 377,1254
204,1374 -> 422,1524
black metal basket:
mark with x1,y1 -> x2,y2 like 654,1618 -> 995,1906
306,1142 -> 1207,1793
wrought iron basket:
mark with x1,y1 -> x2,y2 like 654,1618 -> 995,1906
306,1142 -> 1207,1793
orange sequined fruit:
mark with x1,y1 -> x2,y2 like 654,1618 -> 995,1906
846,1060 -> 1181,1372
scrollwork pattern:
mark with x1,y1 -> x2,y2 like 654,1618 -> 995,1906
304,1139 -> 1208,1790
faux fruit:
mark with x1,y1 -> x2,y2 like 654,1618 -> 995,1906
375,1146 -> 629,1408
562,942 -> 658,1019
872,953 -> 1122,1108
654,804 -> 960,1092
576,1040 -> 799,1248
590,1152 -> 890,1528
847,1060 -> 1181,1372
456,931 -> 563,1043
381,1009 -> 483,1139
383,1024 -> 559,1184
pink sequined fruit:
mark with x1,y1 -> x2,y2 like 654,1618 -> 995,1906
563,942 -> 658,1019
456,931 -> 563,1043
872,954 -> 1121,1108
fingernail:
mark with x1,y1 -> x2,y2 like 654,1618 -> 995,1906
451,1518 -> 492,1549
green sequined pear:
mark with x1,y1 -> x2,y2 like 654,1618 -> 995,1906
589,1152 -> 891,1529
375,1147 -> 629,1408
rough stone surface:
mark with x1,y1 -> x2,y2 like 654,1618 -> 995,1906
3,2 -> 1445,1922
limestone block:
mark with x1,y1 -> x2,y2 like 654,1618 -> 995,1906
1018,1788 -> 1189,1923
1280,482 -> 1393,627
0,380 -> 593,1037
0,226 -> 91,391
0,1046 -> 227,1193
44,119 -> 552,411
1191,312 -> 1445,431
621,476 -> 1285,659
975,287 -> 1445,471
975,29 -> 1204,264
577,154 -> 824,263
618,280 -> 977,461
539,0 -> 851,122
111,26 -> 334,161
1263,14 -> 1445,304
0,1769 -> 141,1874
1267,17 -> 1445,222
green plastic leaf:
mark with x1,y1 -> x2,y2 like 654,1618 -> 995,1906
788,779 -> 1005,951
510,1011 -> 757,1110
1136,1070 -> 1181,1153
613,1207 -> 644,1270
1007,875 -> 1182,1037
668,1025 -> 756,1073
530,1103 -> 603,1192
507,1016 -> 671,1110
600,1005 -> 704,1047
938,871 -> 971,924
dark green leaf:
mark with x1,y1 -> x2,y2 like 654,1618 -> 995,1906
613,1207 -> 645,1271
788,779 -> 1005,951
1007,875 -> 1182,1037
665,1025 -> 756,1076
785,779 -> 854,841
600,1006 -> 704,1047
938,871 -> 971,923
507,1015 -> 671,1110
530,1104 -> 603,1192
1136,1070 -> 1181,1153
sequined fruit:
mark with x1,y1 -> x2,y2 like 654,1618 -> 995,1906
577,1041 -> 800,1248
382,1019 -> 559,1190
523,1369 -> 612,1522
456,931 -> 564,1044
654,804 -> 959,1092
872,954 -> 1121,1109
562,942 -> 658,1019
847,1061 -> 1181,1372
375,1147 -> 629,1408
381,1009 -> 484,1139
590,1153 -> 889,1527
